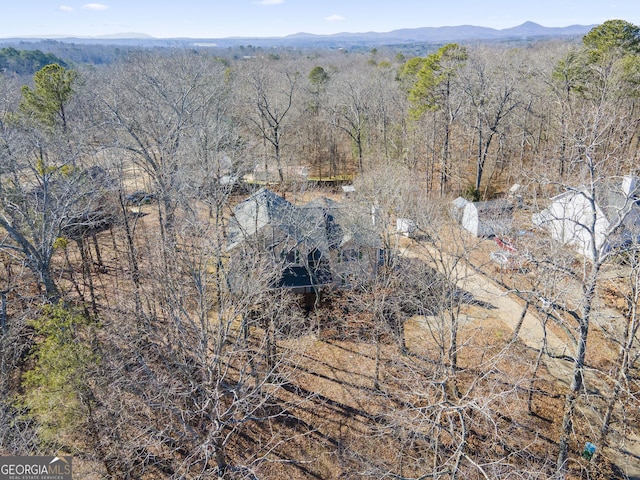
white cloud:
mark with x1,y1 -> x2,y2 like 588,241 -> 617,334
82,3 -> 109,10
255,0 -> 284,5
324,14 -> 345,22
59,5 -> 74,12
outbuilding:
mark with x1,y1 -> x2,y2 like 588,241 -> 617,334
532,175 -> 640,260
461,200 -> 513,238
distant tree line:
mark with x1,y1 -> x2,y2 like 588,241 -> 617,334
0,47 -> 68,75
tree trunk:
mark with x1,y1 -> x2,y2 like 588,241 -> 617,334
556,272 -> 598,476
92,232 -> 103,269
374,331 -> 382,390
528,313 -> 549,414
274,126 -> 284,183
77,238 -> 98,315
441,118 -> 451,195
0,291 -> 6,336
40,263 -> 60,302
119,192 -> 143,322
448,309 -> 459,371
215,437 -> 228,477
511,301 -> 530,343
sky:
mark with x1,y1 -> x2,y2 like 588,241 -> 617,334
2,0 -> 639,39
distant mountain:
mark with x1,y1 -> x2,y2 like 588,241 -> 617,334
93,33 -> 155,40
498,21 -> 595,38
0,22 -> 596,49
3,32 -> 154,40
285,22 -> 595,44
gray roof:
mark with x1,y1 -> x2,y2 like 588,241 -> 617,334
598,185 -> 640,229
470,199 -> 513,214
227,189 -> 384,290
227,189 -> 381,253
227,189 -> 335,254
301,197 -> 381,250
227,187 -> 295,249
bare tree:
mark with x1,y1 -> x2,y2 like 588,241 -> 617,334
530,105 -> 640,476
327,67 -> 375,174
239,58 -> 300,184
460,47 -> 523,197
98,50 -> 231,247
589,238 -> 640,473
0,64 -> 112,301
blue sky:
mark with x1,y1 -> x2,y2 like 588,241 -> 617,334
2,0 -> 639,39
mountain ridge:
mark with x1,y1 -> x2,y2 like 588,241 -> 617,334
284,21 -> 595,42
0,21 -> 596,48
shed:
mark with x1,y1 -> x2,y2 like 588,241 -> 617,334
461,200 -> 513,237
341,185 -> 356,197
397,218 -> 417,238
451,196 -> 470,223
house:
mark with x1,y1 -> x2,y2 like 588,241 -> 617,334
460,200 -> 513,238
532,175 -> 640,260
303,197 -> 383,287
226,188 -> 383,292
226,188 -> 329,291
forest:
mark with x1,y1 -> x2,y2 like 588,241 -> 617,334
1,19 -> 639,480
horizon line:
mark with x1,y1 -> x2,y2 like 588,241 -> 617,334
0,20 -> 601,42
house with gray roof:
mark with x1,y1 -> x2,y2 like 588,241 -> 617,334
226,188 -> 382,292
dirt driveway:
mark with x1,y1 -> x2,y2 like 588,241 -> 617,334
400,236 -> 640,479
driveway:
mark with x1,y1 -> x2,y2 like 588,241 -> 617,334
401,236 -> 640,479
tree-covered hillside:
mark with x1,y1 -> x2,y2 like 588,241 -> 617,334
0,46 -> 68,75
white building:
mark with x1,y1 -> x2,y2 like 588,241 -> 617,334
532,175 -> 640,260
